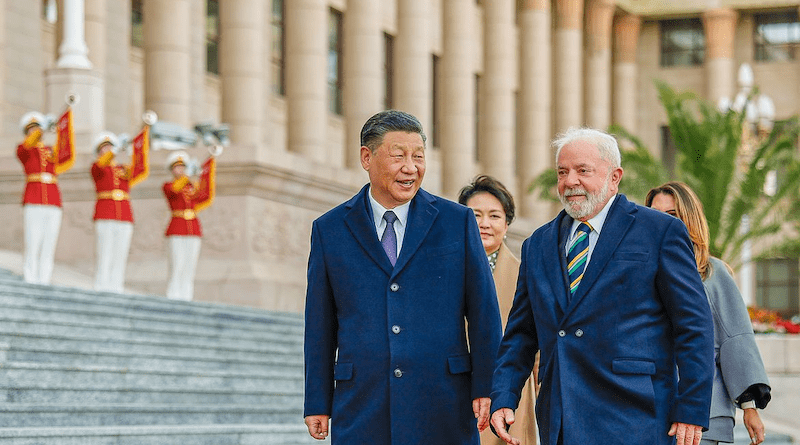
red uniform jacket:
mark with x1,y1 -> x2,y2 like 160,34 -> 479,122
163,178 -> 207,237
92,160 -> 134,222
17,134 -> 61,207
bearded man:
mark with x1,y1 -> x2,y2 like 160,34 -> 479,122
489,127 -> 714,445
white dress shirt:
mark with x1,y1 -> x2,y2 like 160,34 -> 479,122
566,194 -> 617,268
368,187 -> 411,256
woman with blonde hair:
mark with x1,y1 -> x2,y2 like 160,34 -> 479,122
646,181 -> 771,445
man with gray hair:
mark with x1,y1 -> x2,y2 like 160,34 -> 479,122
490,127 -> 714,445
304,110 -> 502,444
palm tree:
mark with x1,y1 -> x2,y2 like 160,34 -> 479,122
530,81 -> 800,268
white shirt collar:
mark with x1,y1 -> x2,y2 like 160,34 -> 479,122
571,194 -> 617,237
368,186 -> 411,231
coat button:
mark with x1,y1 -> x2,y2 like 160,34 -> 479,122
558,330 -> 566,337
394,368 -> 403,378
390,283 -> 400,292
575,329 -> 584,337
391,325 -> 401,334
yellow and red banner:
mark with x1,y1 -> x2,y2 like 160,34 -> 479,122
53,108 -> 75,174
194,157 -> 216,213
129,125 -> 150,187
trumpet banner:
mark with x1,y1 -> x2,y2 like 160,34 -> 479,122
129,126 -> 150,187
194,156 -> 216,213
53,108 -> 75,174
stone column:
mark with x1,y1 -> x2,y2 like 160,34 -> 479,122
395,0 -> 431,141
343,0 -> 382,168
554,0 -> 584,132
612,13 -> 640,134
46,0 -> 104,151
143,0 -> 192,126
702,8 -> 737,105
518,0 -> 552,222
84,0 -> 106,72
441,0 -> 476,197
285,0 -> 327,162
57,0 -> 92,69
584,0 -> 614,130
220,0 -> 264,148
480,0 -> 516,195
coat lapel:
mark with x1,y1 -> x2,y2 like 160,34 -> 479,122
563,195 -> 636,317
552,213 -> 572,315
392,189 -> 438,276
343,185 -> 394,276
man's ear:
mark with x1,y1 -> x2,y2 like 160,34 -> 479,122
360,146 -> 372,171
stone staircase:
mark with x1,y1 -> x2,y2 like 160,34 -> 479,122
0,269 -> 320,444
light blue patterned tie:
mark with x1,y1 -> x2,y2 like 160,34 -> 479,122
381,211 -> 398,266
567,222 -> 593,296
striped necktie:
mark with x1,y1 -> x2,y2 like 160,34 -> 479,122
567,222 -> 593,296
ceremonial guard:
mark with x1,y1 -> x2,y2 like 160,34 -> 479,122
163,150 -> 216,301
16,106 -> 74,285
91,124 -> 150,293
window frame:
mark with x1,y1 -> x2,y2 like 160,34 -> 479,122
206,0 -> 220,75
754,9 -> 800,63
659,18 -> 705,68
328,8 -> 344,115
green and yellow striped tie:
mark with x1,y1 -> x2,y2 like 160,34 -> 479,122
567,222 -> 593,295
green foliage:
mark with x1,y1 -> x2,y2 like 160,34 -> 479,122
528,80 -> 800,267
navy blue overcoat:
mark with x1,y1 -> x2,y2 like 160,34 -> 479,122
491,194 -> 714,445
304,185 -> 502,444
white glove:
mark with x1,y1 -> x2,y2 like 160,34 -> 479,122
186,160 -> 200,177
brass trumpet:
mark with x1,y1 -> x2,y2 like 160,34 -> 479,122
208,145 -> 223,157
65,92 -> 79,107
142,110 -> 158,126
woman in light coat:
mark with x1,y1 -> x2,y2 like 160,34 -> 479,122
460,175 -> 539,445
646,181 -> 771,445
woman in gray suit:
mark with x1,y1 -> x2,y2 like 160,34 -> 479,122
646,181 -> 771,445
460,175 -> 539,445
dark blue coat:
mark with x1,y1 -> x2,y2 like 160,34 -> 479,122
304,185 -> 502,444
491,194 -> 714,445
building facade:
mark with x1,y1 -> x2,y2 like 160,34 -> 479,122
0,0 -> 798,316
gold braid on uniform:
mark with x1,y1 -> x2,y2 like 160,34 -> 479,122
487,249 -> 499,273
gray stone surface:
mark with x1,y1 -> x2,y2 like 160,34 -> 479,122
0,271 -> 320,444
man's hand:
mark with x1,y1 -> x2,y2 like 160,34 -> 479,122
743,408 -> 765,444
668,422 -> 703,445
304,414 -> 330,440
472,397 -> 491,431
490,408 -> 521,445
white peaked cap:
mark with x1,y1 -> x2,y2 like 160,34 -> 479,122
93,131 -> 120,152
166,150 -> 190,171
19,111 -> 46,134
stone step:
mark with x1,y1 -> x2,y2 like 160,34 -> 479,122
0,281 -> 305,335
1,361 -> 303,394
0,340 -> 301,373
0,298 -> 305,338
0,404 -> 303,428
0,327 -> 302,362
0,277 -> 305,325
0,316 -> 303,353
0,269 -> 21,281
0,424 -> 319,445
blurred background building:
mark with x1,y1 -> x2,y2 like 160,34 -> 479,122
0,0 -> 798,318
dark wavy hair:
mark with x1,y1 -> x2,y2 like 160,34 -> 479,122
457,175 -> 515,225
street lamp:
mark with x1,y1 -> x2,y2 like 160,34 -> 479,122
717,63 -> 776,307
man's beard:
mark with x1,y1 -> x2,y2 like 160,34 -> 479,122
559,174 -> 611,220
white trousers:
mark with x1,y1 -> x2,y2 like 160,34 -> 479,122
23,204 -> 62,285
166,236 -> 201,301
94,220 -> 133,293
